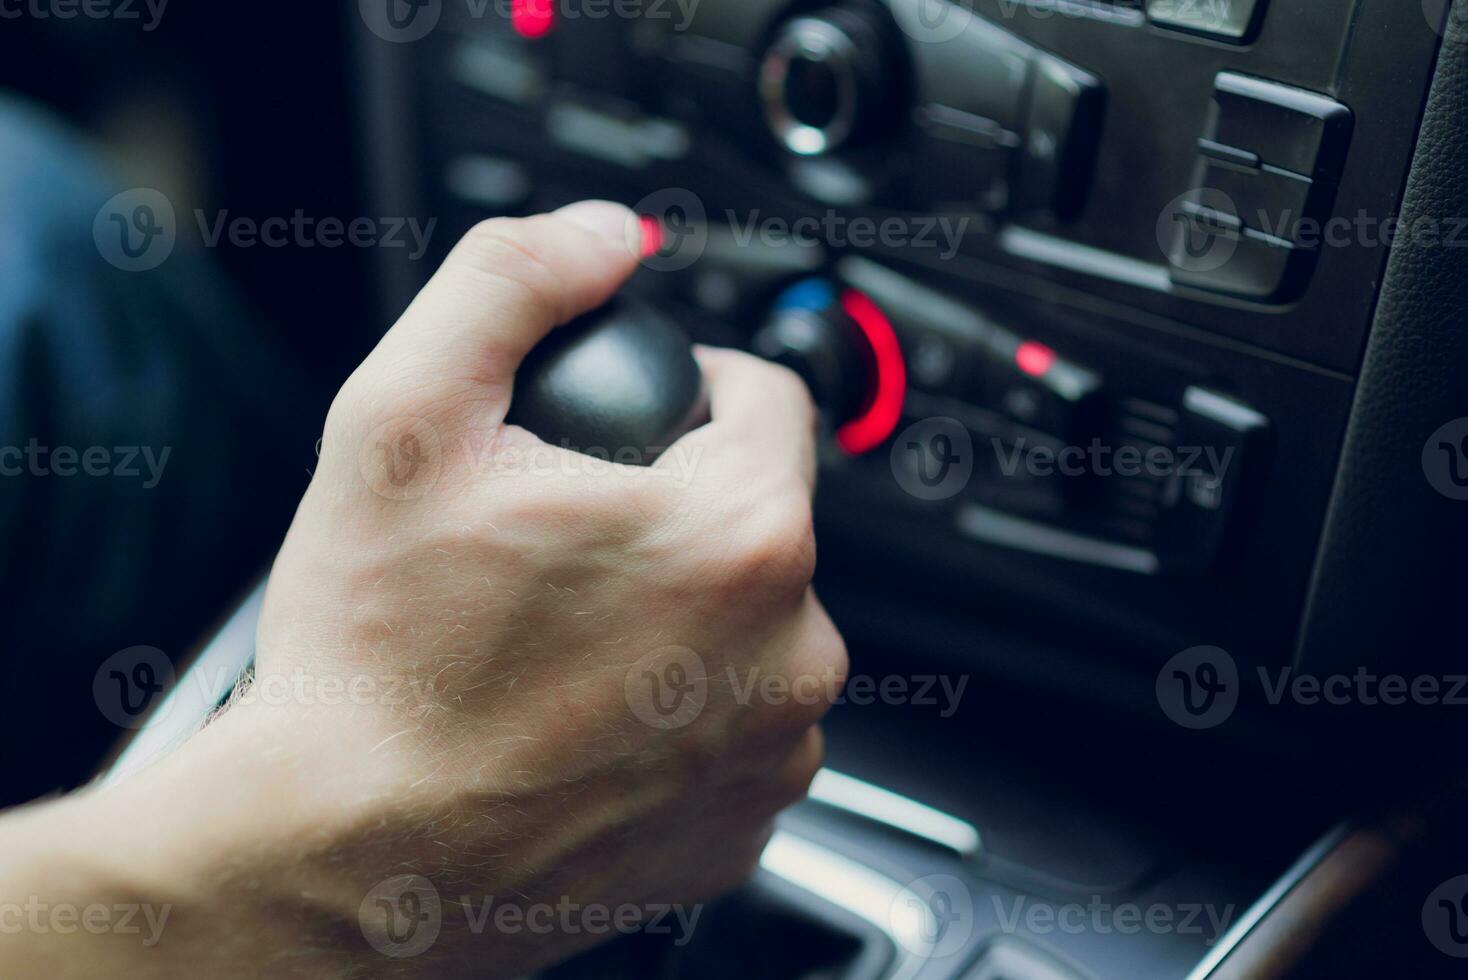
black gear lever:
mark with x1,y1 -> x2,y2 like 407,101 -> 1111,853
507,298 -> 709,463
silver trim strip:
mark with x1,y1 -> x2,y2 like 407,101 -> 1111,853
810,769 -> 982,860
957,503 -> 1161,575
103,582 -> 265,785
1184,823 -> 1353,980
760,831 -> 936,980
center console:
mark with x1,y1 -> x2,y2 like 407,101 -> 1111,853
361,0 -> 1439,670
344,1 -> 1453,975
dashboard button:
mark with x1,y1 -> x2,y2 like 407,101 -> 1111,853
1206,73 -> 1354,182
759,3 -> 905,156
981,332 -> 1102,445
1145,0 -> 1265,40
1017,53 -> 1104,220
1194,156 -> 1319,245
914,105 -> 1018,213
894,0 -> 1033,132
1154,387 -> 1268,573
1168,217 -> 1306,301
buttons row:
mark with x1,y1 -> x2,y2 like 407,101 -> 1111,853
897,0 -> 1104,220
1167,72 -> 1353,301
836,258 -> 1266,574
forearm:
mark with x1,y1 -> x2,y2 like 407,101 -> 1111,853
0,704 -> 405,979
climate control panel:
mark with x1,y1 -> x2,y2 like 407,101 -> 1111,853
363,0 -> 1442,663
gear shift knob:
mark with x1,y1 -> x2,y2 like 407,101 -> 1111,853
507,299 -> 708,464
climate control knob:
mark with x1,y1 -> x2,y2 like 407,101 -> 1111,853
752,279 -> 907,454
758,2 -> 903,157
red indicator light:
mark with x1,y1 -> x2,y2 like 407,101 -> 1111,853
1015,341 -> 1056,379
836,290 -> 908,456
511,0 -> 555,39
637,214 -> 664,258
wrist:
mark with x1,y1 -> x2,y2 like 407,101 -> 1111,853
3,699 -> 423,978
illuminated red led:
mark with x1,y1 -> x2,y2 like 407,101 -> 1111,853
511,0 -> 555,39
1015,341 -> 1056,379
637,214 -> 664,258
836,290 -> 908,456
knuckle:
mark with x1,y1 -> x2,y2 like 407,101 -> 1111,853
455,218 -> 565,323
728,494 -> 817,593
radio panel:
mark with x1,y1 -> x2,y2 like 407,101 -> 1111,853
363,0 -> 1440,664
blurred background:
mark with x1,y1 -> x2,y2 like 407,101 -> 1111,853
0,7 -> 374,805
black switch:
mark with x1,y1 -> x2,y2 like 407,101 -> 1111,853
1193,156 -> 1323,246
897,0 -> 1033,132
1206,73 -> 1353,182
913,104 -> 1020,214
1016,53 -> 1104,221
981,329 -> 1102,445
1154,386 -> 1268,574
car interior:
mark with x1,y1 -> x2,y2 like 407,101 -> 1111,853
6,0 -> 1468,977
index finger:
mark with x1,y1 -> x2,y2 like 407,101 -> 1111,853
660,346 -> 819,496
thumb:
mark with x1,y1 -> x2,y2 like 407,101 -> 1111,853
362,201 -> 643,401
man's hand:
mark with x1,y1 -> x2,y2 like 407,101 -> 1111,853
0,201 -> 847,978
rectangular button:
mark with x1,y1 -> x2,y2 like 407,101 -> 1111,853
981,331 -> 1102,445
1208,73 -> 1354,181
914,105 -> 1019,213
895,0 -> 1034,131
1146,0 -> 1264,40
1168,214 -> 1310,301
1195,156 -> 1319,245
1153,387 -> 1268,573
1017,53 -> 1104,220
